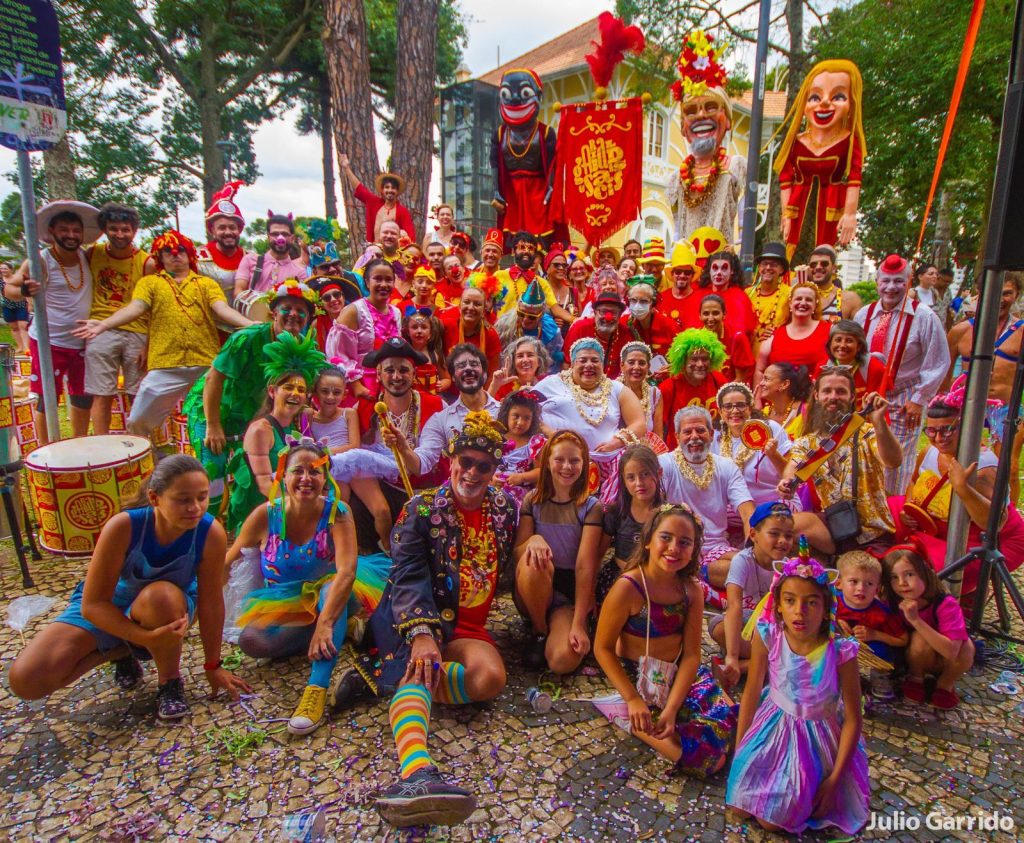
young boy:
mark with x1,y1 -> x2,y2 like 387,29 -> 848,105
710,501 -> 795,689
836,550 -> 910,700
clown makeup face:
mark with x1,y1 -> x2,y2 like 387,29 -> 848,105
426,243 -> 446,272
210,217 -> 240,251
804,71 -> 852,137
594,304 -> 621,336
829,331 -> 860,365
460,288 -> 485,327
366,263 -> 396,304
709,259 -> 733,291
273,299 -> 312,336
285,449 -> 326,502
621,349 -> 651,385
443,256 -> 464,282
677,416 -> 712,463
159,247 -> 190,276
681,95 -> 729,158
572,348 -> 604,389
268,222 -> 294,256
499,70 -> 541,126
451,447 -> 496,507
684,350 -> 711,384
481,244 -> 502,272
379,359 -> 415,397
672,265 -> 695,293
876,270 -> 908,311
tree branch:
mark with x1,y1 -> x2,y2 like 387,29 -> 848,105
217,0 -> 318,106
120,3 -> 199,100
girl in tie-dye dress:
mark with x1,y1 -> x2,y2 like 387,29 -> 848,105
726,557 -> 869,835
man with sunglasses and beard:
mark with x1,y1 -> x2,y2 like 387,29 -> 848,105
330,412 -> 516,828
810,244 -> 861,323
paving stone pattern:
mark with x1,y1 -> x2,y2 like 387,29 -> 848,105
2,550 -> 1023,841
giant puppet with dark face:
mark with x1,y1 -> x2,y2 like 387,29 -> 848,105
490,69 -> 563,249
774,59 -> 866,260
667,31 -> 746,244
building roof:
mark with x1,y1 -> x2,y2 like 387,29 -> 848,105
477,16 -> 788,120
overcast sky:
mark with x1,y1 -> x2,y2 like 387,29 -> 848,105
0,0 -> 620,240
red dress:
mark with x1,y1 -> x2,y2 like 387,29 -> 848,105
658,371 -> 727,450
720,331 -> 755,383
619,311 -> 679,359
779,134 -> 863,253
767,321 -> 832,373
701,287 -> 757,338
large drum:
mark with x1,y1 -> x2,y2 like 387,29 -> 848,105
233,289 -> 272,323
26,435 -> 154,556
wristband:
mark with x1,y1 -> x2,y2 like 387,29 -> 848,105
203,659 -> 223,671
405,623 -> 436,644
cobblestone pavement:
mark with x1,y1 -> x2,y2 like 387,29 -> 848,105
1,547 -> 1023,842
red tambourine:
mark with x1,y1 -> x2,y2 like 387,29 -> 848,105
902,502 -> 939,536
740,419 -> 771,450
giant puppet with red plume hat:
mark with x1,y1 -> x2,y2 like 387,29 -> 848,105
665,30 -> 745,245
197,180 -> 249,302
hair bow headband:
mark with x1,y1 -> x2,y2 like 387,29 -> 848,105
404,305 -> 432,319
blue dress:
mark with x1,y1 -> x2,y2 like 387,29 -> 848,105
56,508 -> 213,654
726,620 -> 869,835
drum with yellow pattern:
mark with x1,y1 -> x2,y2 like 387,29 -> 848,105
26,435 -> 154,556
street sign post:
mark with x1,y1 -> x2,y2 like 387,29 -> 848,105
0,0 -> 67,441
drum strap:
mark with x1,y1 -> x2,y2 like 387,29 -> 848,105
918,473 -> 949,508
248,254 -> 266,291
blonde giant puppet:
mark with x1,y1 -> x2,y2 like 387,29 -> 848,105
774,60 -> 867,259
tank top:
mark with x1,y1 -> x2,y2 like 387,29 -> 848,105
260,497 -> 336,584
768,320 -> 832,372
309,412 -> 351,450
30,248 -> 94,349
88,245 -> 150,331
527,494 -> 600,571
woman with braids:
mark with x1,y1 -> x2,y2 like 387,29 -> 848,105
228,437 -> 390,735
10,456 -> 250,721
225,331 -> 327,533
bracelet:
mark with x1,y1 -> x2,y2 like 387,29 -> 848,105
405,623 -> 436,644
203,659 -> 223,671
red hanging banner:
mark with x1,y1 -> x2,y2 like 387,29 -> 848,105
552,97 -> 643,245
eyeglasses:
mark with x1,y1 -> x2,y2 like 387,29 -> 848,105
674,268 -> 695,276
320,291 -> 343,302
720,402 -> 750,412
517,310 -> 541,320
453,359 -> 482,371
923,423 -> 959,438
457,454 -> 496,474
103,210 -> 136,223
808,260 -> 831,268
549,262 -> 567,269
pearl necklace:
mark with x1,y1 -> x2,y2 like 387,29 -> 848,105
620,376 -> 652,422
674,450 -> 714,490
560,370 -> 613,427
720,428 -> 755,468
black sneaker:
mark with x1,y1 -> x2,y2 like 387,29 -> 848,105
112,655 -> 143,690
376,765 -> 477,827
329,667 -> 371,711
523,634 -> 547,671
156,677 -> 189,721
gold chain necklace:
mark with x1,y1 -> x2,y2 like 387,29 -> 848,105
720,428 -> 755,468
51,247 -> 85,292
506,124 -> 539,159
674,450 -> 714,490
560,370 -> 613,427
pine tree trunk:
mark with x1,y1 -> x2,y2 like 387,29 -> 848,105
323,0 -> 382,248
390,0 -> 439,242
42,136 -> 77,200
199,14 -> 225,208
319,76 -> 339,220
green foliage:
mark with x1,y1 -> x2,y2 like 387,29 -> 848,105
812,0 -> 1012,262
849,280 -> 878,305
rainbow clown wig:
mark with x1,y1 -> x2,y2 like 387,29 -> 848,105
666,328 -> 726,377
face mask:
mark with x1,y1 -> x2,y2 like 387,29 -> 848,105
629,302 -> 651,319
271,235 -> 289,249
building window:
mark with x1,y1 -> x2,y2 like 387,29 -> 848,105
646,109 -> 665,159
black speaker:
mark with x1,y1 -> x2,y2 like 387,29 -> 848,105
985,80 -> 1024,269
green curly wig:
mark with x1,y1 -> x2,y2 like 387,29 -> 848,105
666,328 -> 727,376
261,330 -> 327,386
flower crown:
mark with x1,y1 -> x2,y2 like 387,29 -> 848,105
671,29 -> 729,102
445,410 -> 506,461
262,278 -> 322,314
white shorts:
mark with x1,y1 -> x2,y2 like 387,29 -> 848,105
127,366 -> 207,436
84,328 -> 148,395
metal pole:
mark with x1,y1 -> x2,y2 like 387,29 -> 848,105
739,0 -> 773,279
945,0 -> 1024,581
15,150 -> 61,443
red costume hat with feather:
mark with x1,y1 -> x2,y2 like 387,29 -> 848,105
205,180 -> 245,231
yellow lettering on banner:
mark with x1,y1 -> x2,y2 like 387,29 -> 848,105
572,138 -> 625,200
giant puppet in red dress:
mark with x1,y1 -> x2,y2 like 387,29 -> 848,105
773,60 -> 867,261
491,69 -> 567,248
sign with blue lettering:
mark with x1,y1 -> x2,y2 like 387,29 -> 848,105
0,0 -> 66,151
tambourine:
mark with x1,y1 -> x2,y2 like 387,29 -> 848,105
902,502 -> 938,536
740,419 -> 772,450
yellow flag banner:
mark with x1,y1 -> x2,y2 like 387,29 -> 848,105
552,97 -> 643,245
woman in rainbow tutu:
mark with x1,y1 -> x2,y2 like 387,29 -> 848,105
227,437 -> 390,736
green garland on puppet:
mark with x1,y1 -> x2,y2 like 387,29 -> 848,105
666,328 -> 726,376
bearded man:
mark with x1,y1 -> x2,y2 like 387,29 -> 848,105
234,213 -> 306,295
197,180 -> 252,306
563,291 -> 628,378
340,153 -> 416,243
810,244 -> 861,322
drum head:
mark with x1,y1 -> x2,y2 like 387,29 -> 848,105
902,502 -> 938,536
27,434 -> 152,470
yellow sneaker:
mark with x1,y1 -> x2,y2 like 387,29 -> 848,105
288,685 -> 328,736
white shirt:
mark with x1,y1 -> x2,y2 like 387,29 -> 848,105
712,419 -> 791,506
417,393 -> 501,473
658,451 -> 753,542
854,299 -> 950,404
534,374 -> 627,450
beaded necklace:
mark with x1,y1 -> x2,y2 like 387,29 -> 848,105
673,450 -> 714,490
620,376 -> 652,422
559,370 -> 613,427
161,271 -> 214,330
720,427 -> 755,468
678,148 -> 727,208
51,247 -> 86,292
453,497 -> 497,601
385,390 -> 421,443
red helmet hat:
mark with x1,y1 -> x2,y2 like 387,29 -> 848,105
205,180 -> 245,231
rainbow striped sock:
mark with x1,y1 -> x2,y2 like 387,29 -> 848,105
389,683 -> 433,779
434,661 -> 470,705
